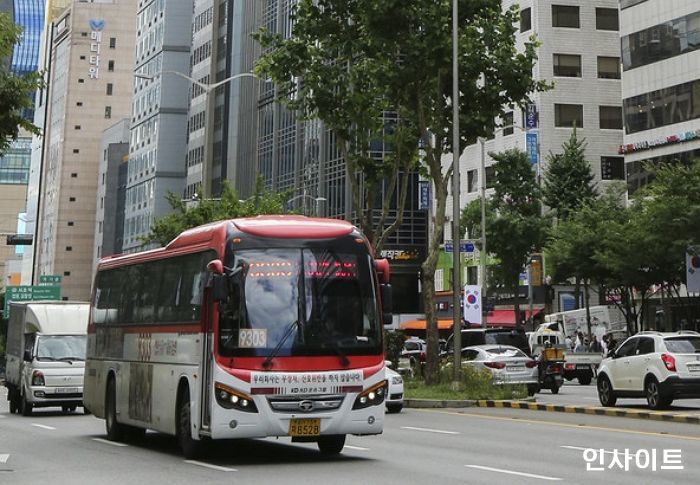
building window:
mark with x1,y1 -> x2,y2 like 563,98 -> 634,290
78,78 -> 85,83
108,60 -> 115,71
63,271 -> 71,276
69,197 -> 76,202
106,83 -> 113,95
71,173 -> 78,178
502,112 -> 514,135
109,37 -> 116,48
552,5 -> 579,28
66,246 -> 73,251
621,0 -> 647,8
596,8 -> 619,31
105,106 -> 112,118
601,157 -> 625,180
74,125 -> 81,130
467,169 -> 478,193
553,54 -> 582,77
79,55 -> 86,60
73,149 -> 79,153
600,106 -> 623,129
597,57 -> 620,79
554,104 -> 583,128
520,8 -> 531,32
76,102 -> 83,106
81,32 -> 88,37
67,221 -> 74,226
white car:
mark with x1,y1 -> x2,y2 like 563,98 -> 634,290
385,366 -> 404,414
597,331 -> 700,409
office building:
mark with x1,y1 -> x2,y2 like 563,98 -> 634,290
620,0 -> 700,194
34,0 -> 136,300
93,118 -> 129,277
122,0 -> 193,251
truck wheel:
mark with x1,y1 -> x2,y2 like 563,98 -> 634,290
105,378 -> 126,441
177,386 -> 203,459
317,434 -> 346,455
578,375 -> 592,386
20,391 -> 33,416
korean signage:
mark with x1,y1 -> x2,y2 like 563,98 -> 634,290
3,285 -> 62,318
39,275 -> 62,286
525,104 -> 538,129
526,132 -> 539,165
380,248 -> 424,262
418,181 -> 431,210
444,240 -> 474,253
618,129 -> 700,155
88,19 -> 105,79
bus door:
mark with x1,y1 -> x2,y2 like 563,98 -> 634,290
199,285 -> 216,432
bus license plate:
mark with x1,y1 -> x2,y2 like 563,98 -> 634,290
289,418 -> 320,437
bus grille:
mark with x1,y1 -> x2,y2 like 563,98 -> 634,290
267,395 -> 344,413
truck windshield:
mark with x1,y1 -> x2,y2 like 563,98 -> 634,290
218,247 -> 381,358
36,335 -> 87,361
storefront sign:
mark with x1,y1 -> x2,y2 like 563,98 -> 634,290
618,129 -> 700,155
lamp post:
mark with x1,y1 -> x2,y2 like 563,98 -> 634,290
478,123 -> 534,328
451,0 -> 462,388
134,70 -> 258,199
286,194 -> 327,216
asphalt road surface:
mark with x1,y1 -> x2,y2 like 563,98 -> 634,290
1,387 -> 699,484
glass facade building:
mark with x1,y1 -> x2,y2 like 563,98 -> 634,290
10,0 -> 44,76
0,137 -> 31,184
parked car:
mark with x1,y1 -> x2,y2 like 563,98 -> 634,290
597,331 -> 700,410
385,364 -> 404,413
461,344 -> 539,395
401,337 -> 426,366
446,328 -> 531,357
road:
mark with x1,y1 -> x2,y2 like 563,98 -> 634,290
1,387 -> 699,484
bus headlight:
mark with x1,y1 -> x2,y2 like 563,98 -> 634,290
214,382 -> 258,413
352,380 -> 387,410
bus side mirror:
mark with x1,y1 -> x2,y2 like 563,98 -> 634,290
381,283 -> 392,325
211,275 -> 228,302
375,259 -> 390,284
207,259 -> 224,275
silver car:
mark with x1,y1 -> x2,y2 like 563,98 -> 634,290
385,365 -> 404,413
461,344 -> 538,390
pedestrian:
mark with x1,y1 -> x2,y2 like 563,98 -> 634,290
574,332 -> 585,352
565,335 -> 573,351
589,335 -> 603,353
601,334 -> 609,355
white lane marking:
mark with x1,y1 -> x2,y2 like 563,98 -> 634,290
0,454 -> 9,464
401,426 -> 459,435
466,465 -> 562,481
345,445 -> 370,451
184,460 -> 237,472
92,438 -> 128,447
31,423 -> 56,430
561,445 -> 616,456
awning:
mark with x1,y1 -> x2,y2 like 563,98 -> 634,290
400,319 -> 456,331
486,308 -> 543,328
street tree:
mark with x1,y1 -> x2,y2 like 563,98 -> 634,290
486,149 -> 549,326
143,179 -> 290,247
0,13 -> 43,155
253,0 -> 418,253
541,126 -> 596,223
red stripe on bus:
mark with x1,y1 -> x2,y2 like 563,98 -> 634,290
219,355 -> 384,381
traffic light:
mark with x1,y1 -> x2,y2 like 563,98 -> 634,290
6,234 -> 33,245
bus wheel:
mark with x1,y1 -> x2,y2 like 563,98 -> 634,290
105,378 -> 126,441
177,387 -> 202,459
317,434 -> 346,455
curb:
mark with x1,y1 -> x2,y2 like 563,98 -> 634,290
474,400 -> 700,424
404,397 -> 536,409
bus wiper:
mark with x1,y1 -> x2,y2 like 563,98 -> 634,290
262,320 -> 299,369
325,338 -> 350,367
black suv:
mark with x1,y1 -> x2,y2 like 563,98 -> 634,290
445,328 -> 531,356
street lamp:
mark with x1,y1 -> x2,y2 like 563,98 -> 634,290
286,194 -> 327,216
451,0 -> 461,388
133,70 -> 258,199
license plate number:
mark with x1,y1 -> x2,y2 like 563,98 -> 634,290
288,418 -> 320,437
576,365 -> 590,369
55,387 -> 79,394
688,365 -> 700,373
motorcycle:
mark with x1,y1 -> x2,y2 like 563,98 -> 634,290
535,345 -> 565,394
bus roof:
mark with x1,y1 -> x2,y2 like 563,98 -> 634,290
98,216 -> 359,270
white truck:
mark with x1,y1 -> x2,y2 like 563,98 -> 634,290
544,305 -> 627,340
4,301 -> 89,415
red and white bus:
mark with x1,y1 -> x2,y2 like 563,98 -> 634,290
84,215 -> 392,457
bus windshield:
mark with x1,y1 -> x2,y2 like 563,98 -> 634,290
218,246 -> 381,357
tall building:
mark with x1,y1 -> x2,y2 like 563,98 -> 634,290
0,0 -> 45,291
451,0 -> 623,288
93,118 -> 129,277
34,0 -> 136,300
122,0 -> 193,251
184,0 -> 259,200
620,0 -> 700,194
